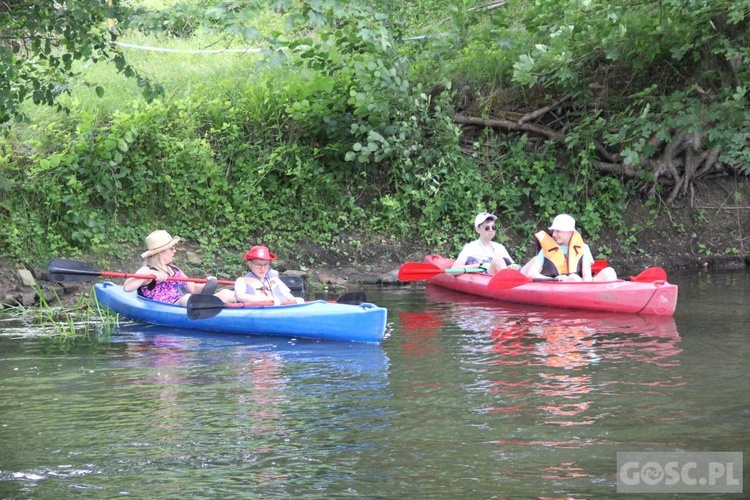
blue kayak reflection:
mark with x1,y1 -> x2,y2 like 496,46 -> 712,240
104,323 -> 390,378
98,324 -> 391,441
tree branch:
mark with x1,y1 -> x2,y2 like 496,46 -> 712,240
453,113 -> 565,143
517,95 -> 571,124
591,160 -> 640,177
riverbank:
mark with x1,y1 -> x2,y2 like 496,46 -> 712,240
1,178 -> 748,309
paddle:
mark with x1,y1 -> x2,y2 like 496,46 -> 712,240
487,268 -> 534,290
592,259 -> 608,274
398,259 -> 607,282
46,258 -> 235,285
186,291 -> 368,320
397,262 -> 487,281
629,267 -> 668,282
487,266 -> 669,291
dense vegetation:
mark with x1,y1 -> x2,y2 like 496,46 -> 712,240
1,0 -> 748,269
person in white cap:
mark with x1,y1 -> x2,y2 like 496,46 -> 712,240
123,229 -> 234,305
520,214 -> 617,282
451,212 -> 515,275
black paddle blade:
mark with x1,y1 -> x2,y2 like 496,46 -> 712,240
337,291 -> 367,305
45,259 -> 100,283
186,294 -> 226,320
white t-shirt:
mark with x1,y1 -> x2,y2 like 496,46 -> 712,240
456,239 -> 514,267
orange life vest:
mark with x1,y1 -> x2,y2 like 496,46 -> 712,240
534,230 -> 586,277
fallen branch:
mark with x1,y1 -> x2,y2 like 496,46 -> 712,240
517,95 -> 571,124
591,159 -> 641,178
453,113 -> 564,143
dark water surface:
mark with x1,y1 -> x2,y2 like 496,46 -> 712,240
1,269 -> 748,498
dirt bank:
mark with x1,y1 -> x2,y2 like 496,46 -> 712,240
1,178 -> 748,309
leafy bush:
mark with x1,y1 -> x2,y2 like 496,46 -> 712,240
3,0 -> 746,267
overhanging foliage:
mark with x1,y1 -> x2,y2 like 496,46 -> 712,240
0,0 -> 748,265
0,0 -> 162,123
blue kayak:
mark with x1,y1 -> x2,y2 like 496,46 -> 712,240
94,282 -> 388,344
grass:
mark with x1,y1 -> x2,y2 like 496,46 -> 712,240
23,283 -> 119,338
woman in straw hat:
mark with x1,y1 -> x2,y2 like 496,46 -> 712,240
234,245 -> 304,305
123,230 -> 234,306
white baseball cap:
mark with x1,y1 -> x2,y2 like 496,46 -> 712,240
549,214 -> 576,232
474,212 -> 497,227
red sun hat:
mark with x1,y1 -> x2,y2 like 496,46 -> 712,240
242,245 -> 277,261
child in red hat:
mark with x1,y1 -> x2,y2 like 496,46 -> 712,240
234,246 -> 304,304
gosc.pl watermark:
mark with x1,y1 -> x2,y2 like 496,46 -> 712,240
617,452 -> 742,493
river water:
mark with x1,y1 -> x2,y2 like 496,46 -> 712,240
0,269 -> 748,498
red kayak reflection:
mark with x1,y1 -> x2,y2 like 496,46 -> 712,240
409,285 -> 683,428
422,285 -> 681,366
398,311 -> 444,357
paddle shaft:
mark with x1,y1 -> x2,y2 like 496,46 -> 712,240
101,271 -> 235,286
46,258 -> 235,285
399,260 -> 607,282
489,266 -> 667,291
225,292 -> 363,308
224,300 -> 297,308
218,293 -> 363,309
397,262 -> 487,281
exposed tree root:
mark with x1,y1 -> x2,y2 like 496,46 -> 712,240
453,105 -> 729,205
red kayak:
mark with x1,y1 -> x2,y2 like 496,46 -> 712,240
419,255 -> 678,316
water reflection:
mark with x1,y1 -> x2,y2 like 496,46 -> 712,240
4,272 -> 748,498
398,311 -> 443,357
0,324 -> 391,497
422,285 -> 681,364
401,285 -> 684,430
112,323 -> 390,376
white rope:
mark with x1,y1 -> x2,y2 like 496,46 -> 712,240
113,41 -> 261,54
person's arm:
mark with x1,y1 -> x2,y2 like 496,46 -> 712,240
273,280 -> 304,304
578,245 -> 594,282
183,281 -> 199,294
580,259 -> 593,282
522,251 -> 547,279
184,275 -> 218,294
123,266 -> 158,292
172,266 -> 202,294
452,243 -> 484,269
525,260 -> 544,279
492,243 -> 511,270
451,245 -> 470,268
499,245 -> 515,265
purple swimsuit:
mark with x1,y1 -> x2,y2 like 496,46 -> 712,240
138,266 -> 186,304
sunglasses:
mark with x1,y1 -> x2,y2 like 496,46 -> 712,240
481,225 -> 496,231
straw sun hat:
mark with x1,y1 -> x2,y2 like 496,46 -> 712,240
141,230 -> 181,258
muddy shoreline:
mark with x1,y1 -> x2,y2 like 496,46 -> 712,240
1,246 -> 747,311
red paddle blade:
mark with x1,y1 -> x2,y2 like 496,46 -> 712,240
592,259 -> 608,275
487,268 -> 532,290
630,267 -> 668,282
397,262 -> 443,281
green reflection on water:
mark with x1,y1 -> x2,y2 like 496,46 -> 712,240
1,270 -> 748,498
